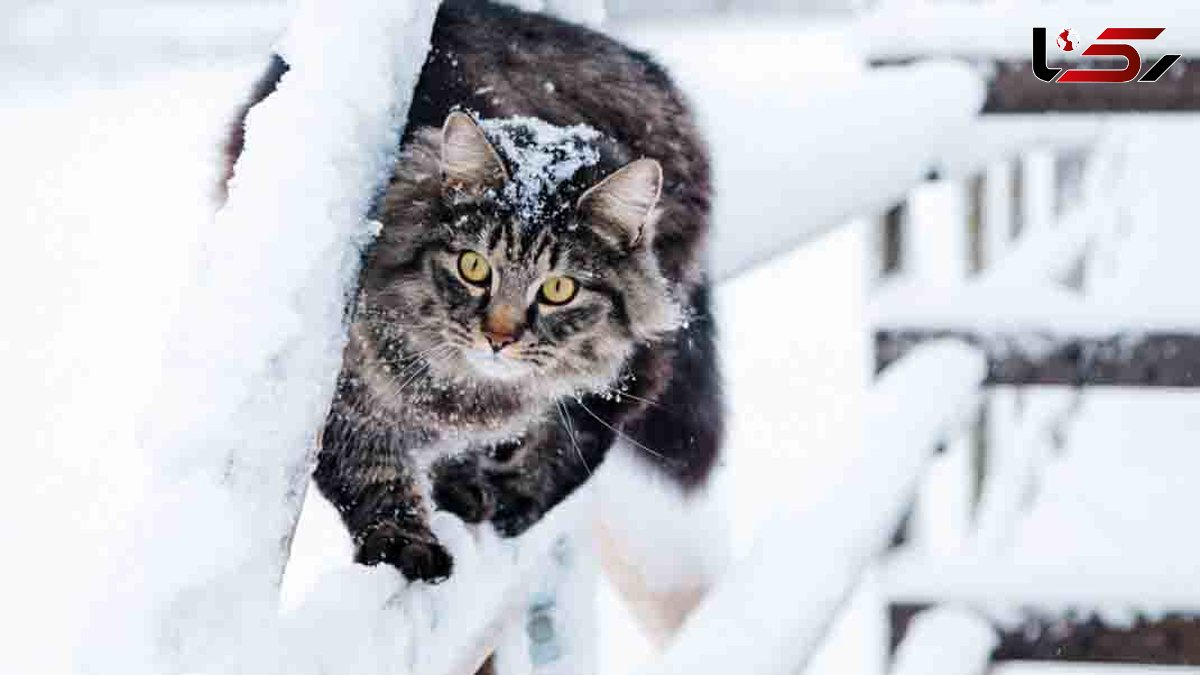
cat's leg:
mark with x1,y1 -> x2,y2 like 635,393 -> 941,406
432,417 -> 615,538
430,452 -> 497,525
313,435 -> 452,582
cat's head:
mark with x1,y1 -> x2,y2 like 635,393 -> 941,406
354,112 -> 679,402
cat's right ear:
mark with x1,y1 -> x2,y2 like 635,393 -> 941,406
577,158 -> 663,249
441,112 -> 508,193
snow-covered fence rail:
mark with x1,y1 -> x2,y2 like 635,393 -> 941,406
886,562 -> 1200,667
863,61 -> 1200,668
614,21 -> 986,281
873,161 -> 1200,388
96,1 -> 446,672
636,341 -> 987,675
704,60 -> 984,280
889,607 -> 997,675
877,324 -> 1200,387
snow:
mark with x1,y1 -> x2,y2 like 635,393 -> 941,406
907,425 -> 978,555
594,440 -> 732,594
479,116 -> 602,222
874,281 -> 1200,337
279,466 -> 598,675
614,20 -> 985,279
870,123 -> 1200,337
883,117 -> 1200,626
637,340 -> 985,675
890,606 -> 997,675
971,389 -> 1077,554
71,0 -> 442,672
904,179 -> 972,284
0,62 -> 258,675
933,118 -> 1104,184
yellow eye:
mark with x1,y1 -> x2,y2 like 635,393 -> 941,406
457,251 -> 491,285
539,276 -> 577,305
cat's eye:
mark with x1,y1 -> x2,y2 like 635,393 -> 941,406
457,250 -> 491,286
539,276 -> 578,306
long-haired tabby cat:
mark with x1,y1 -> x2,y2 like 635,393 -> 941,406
223,0 -> 720,582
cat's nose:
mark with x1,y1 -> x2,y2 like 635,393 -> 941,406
485,332 -> 517,353
482,304 -> 523,353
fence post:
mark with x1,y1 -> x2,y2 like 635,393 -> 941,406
890,606 -> 997,675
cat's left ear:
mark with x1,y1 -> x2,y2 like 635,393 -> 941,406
441,111 -> 508,192
577,158 -> 662,248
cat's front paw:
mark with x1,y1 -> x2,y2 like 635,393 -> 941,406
354,522 -> 453,583
432,458 -> 496,524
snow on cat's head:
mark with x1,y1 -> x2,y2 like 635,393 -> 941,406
353,112 -> 679,402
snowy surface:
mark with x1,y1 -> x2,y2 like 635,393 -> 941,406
480,116 -> 601,221
883,118 -> 1200,624
933,117 -> 1104,183
637,340 -> 985,675
890,606 -> 997,675
887,390 -> 1200,616
0,61 -> 256,675
614,19 -> 985,279
5,0 -> 446,672
873,124 -> 1200,336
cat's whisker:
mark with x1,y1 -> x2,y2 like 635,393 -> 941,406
554,400 -> 590,477
602,388 -> 664,410
388,351 -> 439,380
446,325 -> 474,342
552,359 -> 666,411
387,343 -> 455,394
389,348 -> 446,384
394,361 -> 435,396
571,398 -> 669,463
399,341 -> 454,365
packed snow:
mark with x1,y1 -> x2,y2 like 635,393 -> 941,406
890,606 -> 997,675
615,19 -> 986,278
479,116 -> 601,222
77,0 -> 442,672
638,340 -> 985,675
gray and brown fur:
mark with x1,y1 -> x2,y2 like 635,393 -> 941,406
223,0 -> 721,582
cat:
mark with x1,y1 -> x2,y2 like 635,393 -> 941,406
223,0 -> 721,582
